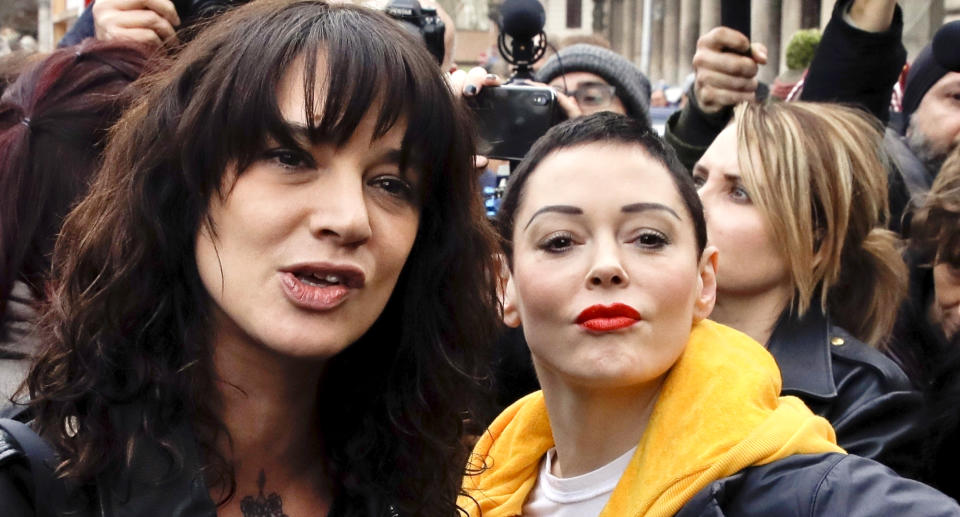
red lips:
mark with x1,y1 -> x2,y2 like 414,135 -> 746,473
576,303 -> 641,332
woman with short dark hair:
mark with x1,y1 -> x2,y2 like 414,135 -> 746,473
463,111 -> 959,517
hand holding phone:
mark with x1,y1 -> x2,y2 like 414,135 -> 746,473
468,83 -> 565,161
691,27 -> 767,114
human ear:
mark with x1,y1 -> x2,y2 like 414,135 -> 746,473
693,246 -> 719,322
501,268 -> 522,328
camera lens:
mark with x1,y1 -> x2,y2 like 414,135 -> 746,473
532,94 -> 547,106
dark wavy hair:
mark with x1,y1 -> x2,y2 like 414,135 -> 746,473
24,2 -> 499,515
0,39 -> 148,349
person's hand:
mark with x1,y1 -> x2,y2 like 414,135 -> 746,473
533,82 -> 582,119
449,67 -> 503,174
448,66 -> 502,98
692,27 -> 767,114
93,0 -> 181,47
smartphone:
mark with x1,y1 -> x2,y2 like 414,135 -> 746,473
720,0 -> 750,40
720,0 -> 751,56
469,84 -> 565,161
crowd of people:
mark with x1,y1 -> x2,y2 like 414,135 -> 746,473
0,0 -> 959,515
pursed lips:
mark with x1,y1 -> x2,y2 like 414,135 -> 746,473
576,303 -> 642,332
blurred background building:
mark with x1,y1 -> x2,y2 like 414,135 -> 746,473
438,0 -> 959,85
5,0 -> 960,84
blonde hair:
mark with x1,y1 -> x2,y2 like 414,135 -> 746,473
734,101 -> 908,347
911,138 -> 960,267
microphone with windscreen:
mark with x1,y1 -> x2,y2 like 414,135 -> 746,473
467,0 -> 561,167
497,0 -> 548,81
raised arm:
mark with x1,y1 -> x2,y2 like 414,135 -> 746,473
800,0 -> 905,124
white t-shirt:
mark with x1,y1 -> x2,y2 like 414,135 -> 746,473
521,445 -> 637,517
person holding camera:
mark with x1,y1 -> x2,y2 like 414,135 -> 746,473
535,43 -> 652,126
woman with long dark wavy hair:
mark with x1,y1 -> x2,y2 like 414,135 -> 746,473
0,1 -> 500,515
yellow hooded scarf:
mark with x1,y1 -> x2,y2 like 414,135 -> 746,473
461,319 -> 844,517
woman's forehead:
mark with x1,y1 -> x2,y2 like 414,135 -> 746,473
272,55 -> 410,146
520,143 -> 685,215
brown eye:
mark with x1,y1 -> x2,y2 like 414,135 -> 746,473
263,148 -> 312,170
538,232 -> 575,253
631,230 -> 669,249
370,175 -> 414,201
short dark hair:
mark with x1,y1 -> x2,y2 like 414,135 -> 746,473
495,112 -> 707,264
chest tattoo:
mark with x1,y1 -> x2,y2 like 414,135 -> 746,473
240,469 -> 289,517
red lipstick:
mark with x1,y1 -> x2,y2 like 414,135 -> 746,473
576,303 -> 641,332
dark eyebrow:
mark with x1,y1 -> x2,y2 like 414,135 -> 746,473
524,205 -> 583,230
621,202 -> 681,220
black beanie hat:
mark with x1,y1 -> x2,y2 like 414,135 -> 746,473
901,20 -> 960,134
535,44 -> 652,127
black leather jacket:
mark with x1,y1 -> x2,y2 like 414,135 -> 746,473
0,414 -> 405,517
767,303 -> 925,478
677,452 -> 960,516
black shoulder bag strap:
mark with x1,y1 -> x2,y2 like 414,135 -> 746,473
0,418 -> 65,517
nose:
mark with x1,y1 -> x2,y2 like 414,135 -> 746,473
308,168 -> 372,246
586,235 -> 629,288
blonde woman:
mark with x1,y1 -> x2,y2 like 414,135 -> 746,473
694,101 -> 921,476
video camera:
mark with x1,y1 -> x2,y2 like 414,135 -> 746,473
470,0 -> 564,162
384,0 -> 447,66
470,0 -> 565,216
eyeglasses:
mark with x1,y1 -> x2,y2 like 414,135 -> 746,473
553,82 -> 617,108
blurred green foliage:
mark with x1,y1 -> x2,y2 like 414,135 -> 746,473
786,28 -> 821,71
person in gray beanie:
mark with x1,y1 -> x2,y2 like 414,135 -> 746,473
535,43 -> 652,127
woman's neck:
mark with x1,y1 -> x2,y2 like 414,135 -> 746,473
537,366 -> 661,478
209,316 -> 331,511
710,285 -> 793,345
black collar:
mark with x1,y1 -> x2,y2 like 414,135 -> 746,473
765,302 -> 838,401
